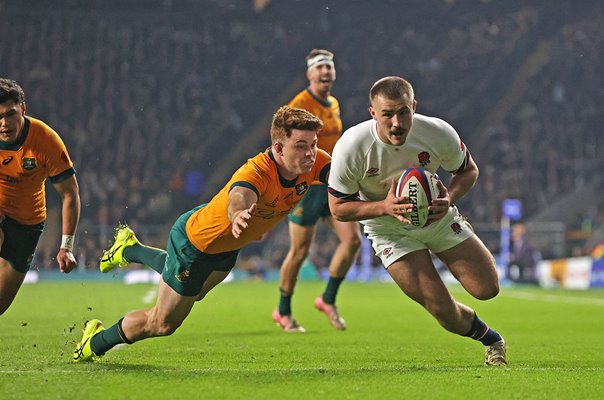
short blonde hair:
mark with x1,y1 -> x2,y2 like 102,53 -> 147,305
369,76 -> 415,104
271,106 -> 323,143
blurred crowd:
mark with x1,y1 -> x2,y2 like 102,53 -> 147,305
1,0 -> 602,272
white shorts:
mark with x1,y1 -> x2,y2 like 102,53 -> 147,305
367,206 -> 475,268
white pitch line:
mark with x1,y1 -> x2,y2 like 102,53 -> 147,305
501,290 -> 604,306
1,366 -> 603,374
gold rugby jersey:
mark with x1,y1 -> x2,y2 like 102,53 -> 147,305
0,117 -> 74,225
186,148 -> 330,254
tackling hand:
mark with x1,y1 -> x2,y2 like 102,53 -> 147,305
232,203 -> 257,238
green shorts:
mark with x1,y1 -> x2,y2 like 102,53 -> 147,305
0,217 -> 45,273
288,184 -> 331,226
161,206 -> 239,297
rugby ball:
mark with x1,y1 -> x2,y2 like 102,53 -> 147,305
396,167 -> 439,227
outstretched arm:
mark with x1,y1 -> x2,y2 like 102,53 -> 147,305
52,175 -> 80,273
228,186 -> 259,238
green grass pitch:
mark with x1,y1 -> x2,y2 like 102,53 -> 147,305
1,280 -> 602,399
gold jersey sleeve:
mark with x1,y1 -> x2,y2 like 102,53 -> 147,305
288,89 -> 342,155
0,117 -> 74,225
186,148 -> 331,254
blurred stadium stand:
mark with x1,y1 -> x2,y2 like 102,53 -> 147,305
1,0 -> 602,273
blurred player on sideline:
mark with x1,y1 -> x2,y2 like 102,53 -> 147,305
273,49 -> 361,333
327,76 -> 507,366
73,106 -> 330,362
0,78 -> 80,315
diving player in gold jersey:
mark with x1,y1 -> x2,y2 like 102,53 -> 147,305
273,49 -> 361,332
74,106 -> 330,362
0,78 -> 80,316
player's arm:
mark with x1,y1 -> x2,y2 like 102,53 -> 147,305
228,185 -> 258,238
328,180 -> 414,223
52,174 -> 80,273
428,152 -> 478,223
447,152 -> 478,204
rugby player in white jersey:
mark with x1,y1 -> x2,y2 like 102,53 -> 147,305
327,76 -> 507,366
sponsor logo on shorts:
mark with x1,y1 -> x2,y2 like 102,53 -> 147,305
175,270 -> 191,282
451,222 -> 462,234
382,247 -> 393,257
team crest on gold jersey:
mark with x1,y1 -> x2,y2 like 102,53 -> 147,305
22,157 -> 37,170
295,182 -> 309,196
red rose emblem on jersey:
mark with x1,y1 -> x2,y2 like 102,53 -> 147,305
418,152 -> 431,167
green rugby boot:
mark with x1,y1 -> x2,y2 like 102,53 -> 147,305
99,224 -> 140,273
73,319 -> 104,362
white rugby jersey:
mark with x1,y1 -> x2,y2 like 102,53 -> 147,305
328,113 -> 467,232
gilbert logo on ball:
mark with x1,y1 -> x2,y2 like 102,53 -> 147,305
396,167 -> 439,227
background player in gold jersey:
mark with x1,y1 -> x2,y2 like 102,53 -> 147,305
0,78 -> 80,315
273,49 -> 361,332
73,106 -> 330,362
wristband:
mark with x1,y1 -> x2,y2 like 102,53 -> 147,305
61,234 -> 75,251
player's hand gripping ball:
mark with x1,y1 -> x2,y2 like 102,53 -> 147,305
396,167 -> 439,227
